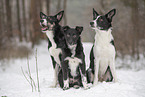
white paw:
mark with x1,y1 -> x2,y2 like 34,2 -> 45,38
93,81 -> 98,87
83,84 -> 90,90
63,79 -> 69,90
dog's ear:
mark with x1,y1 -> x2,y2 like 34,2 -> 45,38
55,10 -> 64,22
63,26 -> 70,32
93,8 -> 99,20
75,26 -> 83,35
105,9 -> 116,22
40,12 -> 47,19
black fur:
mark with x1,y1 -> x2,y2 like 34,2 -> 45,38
40,11 -> 66,87
58,26 -> 87,90
90,9 -> 116,31
86,45 -> 94,83
87,9 -> 116,83
110,40 -> 115,46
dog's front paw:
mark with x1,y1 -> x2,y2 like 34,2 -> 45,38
93,81 -> 98,87
83,84 -> 90,90
63,80 -> 69,90
63,86 -> 69,90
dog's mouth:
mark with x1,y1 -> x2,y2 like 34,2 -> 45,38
41,26 -> 48,31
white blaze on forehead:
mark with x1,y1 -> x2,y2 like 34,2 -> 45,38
40,19 -> 47,26
43,19 -> 47,26
95,15 -> 101,21
93,15 -> 100,28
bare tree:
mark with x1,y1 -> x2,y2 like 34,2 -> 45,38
30,0 -> 41,47
0,0 -> 2,46
0,0 -> 2,35
38,0 -> 42,12
57,0 -> 61,12
17,0 -> 22,41
46,0 -> 50,15
131,0 -> 140,59
63,0 -> 67,25
22,0 -> 27,41
6,0 -> 12,38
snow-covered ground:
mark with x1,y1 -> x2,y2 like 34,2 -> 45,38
0,41 -> 145,97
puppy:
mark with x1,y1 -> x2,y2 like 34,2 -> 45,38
87,8 -> 118,86
40,11 -> 65,87
58,26 -> 89,90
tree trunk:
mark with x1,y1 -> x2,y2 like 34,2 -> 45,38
6,0 -> 12,38
22,0 -> 27,41
0,0 -> 2,35
30,0 -> 40,47
17,0 -> 22,41
63,0 -> 67,25
131,0 -> 139,59
57,0 -> 61,12
0,0 -> 2,46
38,0 -> 42,12
46,0 -> 50,15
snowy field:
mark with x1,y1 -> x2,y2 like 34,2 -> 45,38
0,41 -> 145,97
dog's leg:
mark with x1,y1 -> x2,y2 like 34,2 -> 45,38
86,68 -> 94,83
58,68 -> 64,88
62,60 -> 69,90
63,78 -> 69,90
79,63 -> 90,90
99,59 -> 109,81
93,58 -> 100,86
109,58 -> 118,82
51,64 -> 59,88
50,56 -> 58,88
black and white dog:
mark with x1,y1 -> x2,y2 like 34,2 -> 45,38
87,8 -> 118,86
40,11 -> 65,87
58,26 -> 89,90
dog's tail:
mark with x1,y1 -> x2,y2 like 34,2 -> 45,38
103,66 -> 113,82
86,68 -> 94,83
58,68 -> 64,88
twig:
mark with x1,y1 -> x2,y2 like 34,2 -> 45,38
21,66 -> 33,92
35,48 -> 40,92
27,57 -> 37,91
26,72 -> 37,91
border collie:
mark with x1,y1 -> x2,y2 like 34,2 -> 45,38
87,8 -> 118,86
58,26 -> 89,90
40,11 -> 65,87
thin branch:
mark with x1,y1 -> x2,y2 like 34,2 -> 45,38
21,67 -> 33,92
27,57 -> 37,91
35,48 -> 40,92
26,72 -> 37,91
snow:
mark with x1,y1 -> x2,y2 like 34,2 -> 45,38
0,41 -> 145,97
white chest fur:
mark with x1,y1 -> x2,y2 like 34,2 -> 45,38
94,28 -> 115,58
46,31 -> 56,48
68,44 -> 77,57
65,57 -> 82,77
45,31 -> 62,65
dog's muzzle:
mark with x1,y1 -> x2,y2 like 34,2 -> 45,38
90,22 -> 95,27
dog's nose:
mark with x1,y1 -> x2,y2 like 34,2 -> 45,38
40,20 -> 44,23
90,22 -> 94,25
